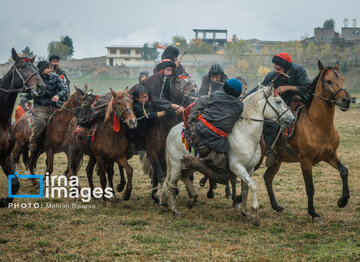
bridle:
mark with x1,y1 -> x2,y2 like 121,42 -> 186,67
112,94 -> 133,122
0,59 -> 41,94
312,68 -> 351,109
262,88 -> 290,125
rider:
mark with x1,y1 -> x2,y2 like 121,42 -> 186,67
199,64 -> 228,96
14,97 -> 31,121
184,78 -> 244,183
49,54 -> 70,99
261,52 -> 312,167
154,45 -> 189,78
139,71 -> 149,83
25,61 -> 67,152
142,59 -> 184,114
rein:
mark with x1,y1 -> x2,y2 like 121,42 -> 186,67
0,61 -> 39,94
112,95 -> 133,122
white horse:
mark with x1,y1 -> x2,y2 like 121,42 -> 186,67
159,84 -> 296,225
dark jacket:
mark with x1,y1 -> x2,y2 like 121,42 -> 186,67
195,90 -> 243,152
152,63 -> 189,78
141,74 -> 174,111
261,63 -> 311,106
199,73 -> 229,96
26,73 -> 67,107
131,100 -> 158,136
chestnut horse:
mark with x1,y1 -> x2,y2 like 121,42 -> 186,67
0,48 -> 45,207
263,61 -> 351,223
67,88 -> 137,204
13,86 -> 85,181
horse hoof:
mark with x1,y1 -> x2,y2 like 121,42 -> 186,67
160,204 -> 168,213
251,216 -> 260,226
0,198 -> 8,208
116,183 -> 125,192
173,211 -> 184,217
187,197 -> 198,209
337,197 -> 348,208
312,216 -> 322,224
207,191 -> 214,199
199,177 -> 207,187
153,197 -> 160,205
123,190 -> 131,201
274,205 -> 285,212
225,193 -> 231,199
233,202 -> 241,209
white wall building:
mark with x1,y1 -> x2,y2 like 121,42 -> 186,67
106,45 -> 155,67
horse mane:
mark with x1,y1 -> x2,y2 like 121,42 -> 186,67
305,66 -> 334,107
241,87 -> 264,119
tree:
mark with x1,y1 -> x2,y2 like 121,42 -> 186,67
257,65 -> 270,80
172,35 -> 187,53
225,40 -> 250,56
21,46 -> 34,58
323,19 -> 335,30
188,39 -> 214,54
141,43 -> 159,61
48,41 -> 70,60
61,35 -> 74,58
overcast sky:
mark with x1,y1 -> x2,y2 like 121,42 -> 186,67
0,0 -> 359,63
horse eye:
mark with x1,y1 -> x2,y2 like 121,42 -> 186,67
326,80 -> 332,85
276,100 -> 281,104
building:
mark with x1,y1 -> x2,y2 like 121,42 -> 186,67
314,27 -> 340,42
341,27 -> 360,41
105,45 -> 155,67
193,29 -> 228,49
246,39 -> 283,54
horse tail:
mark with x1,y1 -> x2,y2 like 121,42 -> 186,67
157,151 -> 174,205
141,154 -> 153,178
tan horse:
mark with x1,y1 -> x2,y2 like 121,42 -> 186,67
263,61 -> 351,223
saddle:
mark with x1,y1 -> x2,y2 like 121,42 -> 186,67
282,100 -> 303,138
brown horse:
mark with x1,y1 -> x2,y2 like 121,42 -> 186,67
263,61 -> 351,223
22,87 -> 85,183
67,88 -> 137,204
0,48 -> 45,207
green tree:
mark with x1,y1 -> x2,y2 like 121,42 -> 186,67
61,35 -> 74,58
172,35 -> 187,53
48,41 -> 70,60
21,46 -> 34,58
141,43 -> 159,61
188,39 -> 214,54
323,19 -> 335,29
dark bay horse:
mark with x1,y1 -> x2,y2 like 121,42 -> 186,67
0,48 -> 45,207
20,87 -> 85,182
67,88 -> 137,205
263,61 -> 351,223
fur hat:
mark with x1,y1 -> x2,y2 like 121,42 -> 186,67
156,59 -> 176,72
161,46 -> 179,61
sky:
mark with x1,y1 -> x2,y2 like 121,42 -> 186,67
0,0 -> 359,63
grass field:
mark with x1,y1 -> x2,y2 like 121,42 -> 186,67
1,101 -> 360,261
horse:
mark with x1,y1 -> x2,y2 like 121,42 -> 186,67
263,61 -> 351,223
159,84 -> 295,225
16,86 -> 85,184
67,87 -> 137,205
0,48 -> 45,207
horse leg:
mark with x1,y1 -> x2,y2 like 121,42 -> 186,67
22,149 -> 30,173
96,158 -> 111,206
300,159 -> 321,223
225,181 -> 231,198
240,180 -> 249,215
263,162 -> 283,212
105,162 -> 115,196
151,159 -> 164,204
230,163 -> 260,226
167,170 -> 181,215
116,164 -> 126,193
118,158 -> 133,201
231,176 -> 242,208
199,175 -> 208,187
326,153 -> 350,208
27,150 -> 40,186
63,150 -> 70,176
181,170 -> 198,210
207,179 -> 216,199
0,158 -> 19,207
46,149 -> 55,177
86,155 -> 96,198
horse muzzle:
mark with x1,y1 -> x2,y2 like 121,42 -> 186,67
127,118 -> 137,129
337,97 -> 350,111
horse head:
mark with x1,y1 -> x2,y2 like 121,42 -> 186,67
108,87 -> 137,129
9,48 -> 45,97
172,77 -> 199,107
260,84 -> 295,126
317,61 -> 351,111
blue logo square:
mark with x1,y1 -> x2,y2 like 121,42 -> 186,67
8,173 -> 43,198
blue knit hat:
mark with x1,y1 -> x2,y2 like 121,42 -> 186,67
223,78 -> 243,97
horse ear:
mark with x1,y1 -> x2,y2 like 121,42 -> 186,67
110,88 -> 117,98
334,61 -> 340,72
30,56 -> 36,63
12,48 -> 20,62
124,86 -> 129,93
84,83 -> 88,90
318,60 -> 325,72
74,85 -> 80,94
